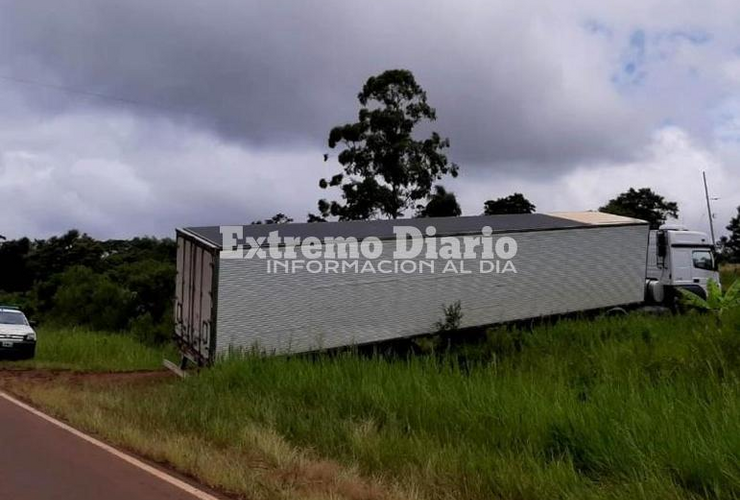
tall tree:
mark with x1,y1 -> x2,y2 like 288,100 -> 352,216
720,206 -> 740,263
483,193 -> 536,215
27,230 -> 105,279
416,185 -> 462,218
318,69 -> 458,220
599,188 -> 678,229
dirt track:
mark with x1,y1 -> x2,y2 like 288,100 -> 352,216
0,367 -> 174,386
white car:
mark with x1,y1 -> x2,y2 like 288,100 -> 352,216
0,307 -> 37,359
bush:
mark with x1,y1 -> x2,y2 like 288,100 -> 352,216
129,312 -> 174,345
52,266 -> 134,331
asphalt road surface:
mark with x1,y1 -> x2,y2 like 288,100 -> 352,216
0,394 -> 216,500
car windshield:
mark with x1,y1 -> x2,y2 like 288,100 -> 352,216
0,311 -> 28,325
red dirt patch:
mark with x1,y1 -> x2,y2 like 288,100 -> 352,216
0,368 -> 175,389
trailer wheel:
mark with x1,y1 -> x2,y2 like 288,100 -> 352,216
605,307 -> 627,317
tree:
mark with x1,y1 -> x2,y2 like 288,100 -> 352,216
51,266 -> 134,331
599,188 -> 678,229
108,259 -> 176,324
720,206 -> 740,263
306,213 -> 327,223
252,213 -> 293,225
318,69 -> 458,220
416,185 -> 461,218
483,193 -> 536,215
27,230 -> 105,279
101,237 -> 176,267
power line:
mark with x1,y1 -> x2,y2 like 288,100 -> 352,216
0,73 -> 203,117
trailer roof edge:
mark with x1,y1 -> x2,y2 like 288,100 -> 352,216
178,212 -> 649,250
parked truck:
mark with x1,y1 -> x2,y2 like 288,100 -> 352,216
173,212 -> 718,366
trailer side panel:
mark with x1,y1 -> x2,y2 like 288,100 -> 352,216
213,224 -> 648,356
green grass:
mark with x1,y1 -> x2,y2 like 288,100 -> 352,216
0,327 -> 172,371
169,312 -> 740,499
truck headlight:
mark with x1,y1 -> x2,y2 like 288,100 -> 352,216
25,332 -> 36,341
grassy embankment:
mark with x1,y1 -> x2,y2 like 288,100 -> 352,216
1,271 -> 738,500
2,327 -> 171,371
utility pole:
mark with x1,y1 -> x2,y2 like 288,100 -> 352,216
703,171 -> 716,245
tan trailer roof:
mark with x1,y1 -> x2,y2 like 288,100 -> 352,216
547,211 -> 646,225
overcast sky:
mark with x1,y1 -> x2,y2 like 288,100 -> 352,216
0,0 -> 738,239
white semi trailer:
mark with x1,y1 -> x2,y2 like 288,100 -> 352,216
173,212 -> 718,365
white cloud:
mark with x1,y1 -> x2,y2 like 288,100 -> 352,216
0,105 -> 324,239
454,126 -> 739,237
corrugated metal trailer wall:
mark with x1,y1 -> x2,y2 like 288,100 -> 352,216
174,230 -> 218,365
213,223 -> 648,356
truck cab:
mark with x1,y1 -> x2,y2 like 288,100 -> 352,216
646,224 -> 719,305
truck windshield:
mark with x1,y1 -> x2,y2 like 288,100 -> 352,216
692,250 -> 716,271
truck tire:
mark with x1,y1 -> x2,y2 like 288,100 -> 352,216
605,307 -> 628,317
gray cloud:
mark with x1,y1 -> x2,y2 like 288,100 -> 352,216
1,0 -> 739,239
0,0 -> 652,169
0,95 -> 325,239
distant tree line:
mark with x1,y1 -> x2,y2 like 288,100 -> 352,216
0,230 -> 175,344
718,207 -> 740,263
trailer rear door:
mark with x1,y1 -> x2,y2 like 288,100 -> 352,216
174,231 -> 217,365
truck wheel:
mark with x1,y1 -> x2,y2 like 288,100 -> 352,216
669,294 -> 684,314
605,307 -> 627,317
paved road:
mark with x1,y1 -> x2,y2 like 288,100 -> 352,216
0,394 -> 214,500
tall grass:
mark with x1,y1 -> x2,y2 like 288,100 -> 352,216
189,312 -> 740,499
1,327 -> 171,371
